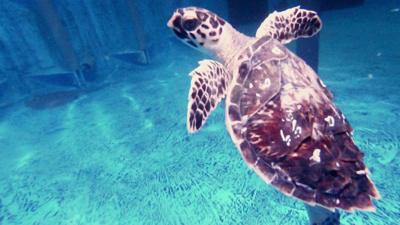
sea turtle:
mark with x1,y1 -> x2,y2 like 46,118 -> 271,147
167,6 -> 380,224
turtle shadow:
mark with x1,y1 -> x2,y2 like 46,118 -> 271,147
24,83 -> 110,110
24,90 -> 84,110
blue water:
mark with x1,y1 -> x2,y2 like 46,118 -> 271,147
0,1 -> 399,225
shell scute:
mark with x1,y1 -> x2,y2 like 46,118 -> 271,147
239,141 -> 258,165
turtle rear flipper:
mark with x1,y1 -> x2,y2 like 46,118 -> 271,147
256,6 -> 322,44
187,60 -> 231,133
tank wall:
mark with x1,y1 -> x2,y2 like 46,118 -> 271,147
0,0 -> 369,107
0,0 -> 184,106
0,0 -> 231,106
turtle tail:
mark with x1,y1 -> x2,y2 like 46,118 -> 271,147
305,204 -> 340,225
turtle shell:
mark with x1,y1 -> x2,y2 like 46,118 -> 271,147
225,36 -> 380,212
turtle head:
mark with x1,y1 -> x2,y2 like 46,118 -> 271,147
167,7 -> 228,53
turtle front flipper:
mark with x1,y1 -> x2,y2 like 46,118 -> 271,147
256,6 -> 322,44
187,60 -> 231,133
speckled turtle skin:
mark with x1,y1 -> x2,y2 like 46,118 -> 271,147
225,35 -> 379,212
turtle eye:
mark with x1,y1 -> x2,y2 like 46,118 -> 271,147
182,19 -> 199,31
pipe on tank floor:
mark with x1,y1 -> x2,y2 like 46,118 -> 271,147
34,0 -> 85,87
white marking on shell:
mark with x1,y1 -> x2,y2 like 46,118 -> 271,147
286,111 -> 294,120
251,133 -> 261,138
288,188 -> 295,196
251,137 -> 262,144
336,199 -> 340,205
291,119 -> 297,131
252,119 -> 265,124
260,146 -> 271,153
262,110 -> 273,117
272,46 -> 283,55
282,62 -> 295,79
283,83 -> 294,90
324,116 -> 335,127
336,162 -> 340,167
312,123 -> 322,140
291,119 -> 302,137
270,174 -> 277,182
249,82 -> 254,89
356,170 -> 367,175
319,79 -> 327,87
280,129 -> 291,146
250,134 -> 260,140
260,78 -> 271,90
254,157 -> 260,167
296,182 -> 313,191
309,149 -> 321,163
267,101 -> 277,108
294,127 -> 301,138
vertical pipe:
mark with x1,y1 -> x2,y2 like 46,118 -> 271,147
296,0 -> 321,72
300,1 -> 340,224
227,0 -> 269,26
125,0 -> 147,52
34,0 -> 79,71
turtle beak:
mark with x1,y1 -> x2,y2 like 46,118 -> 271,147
167,13 -> 177,28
